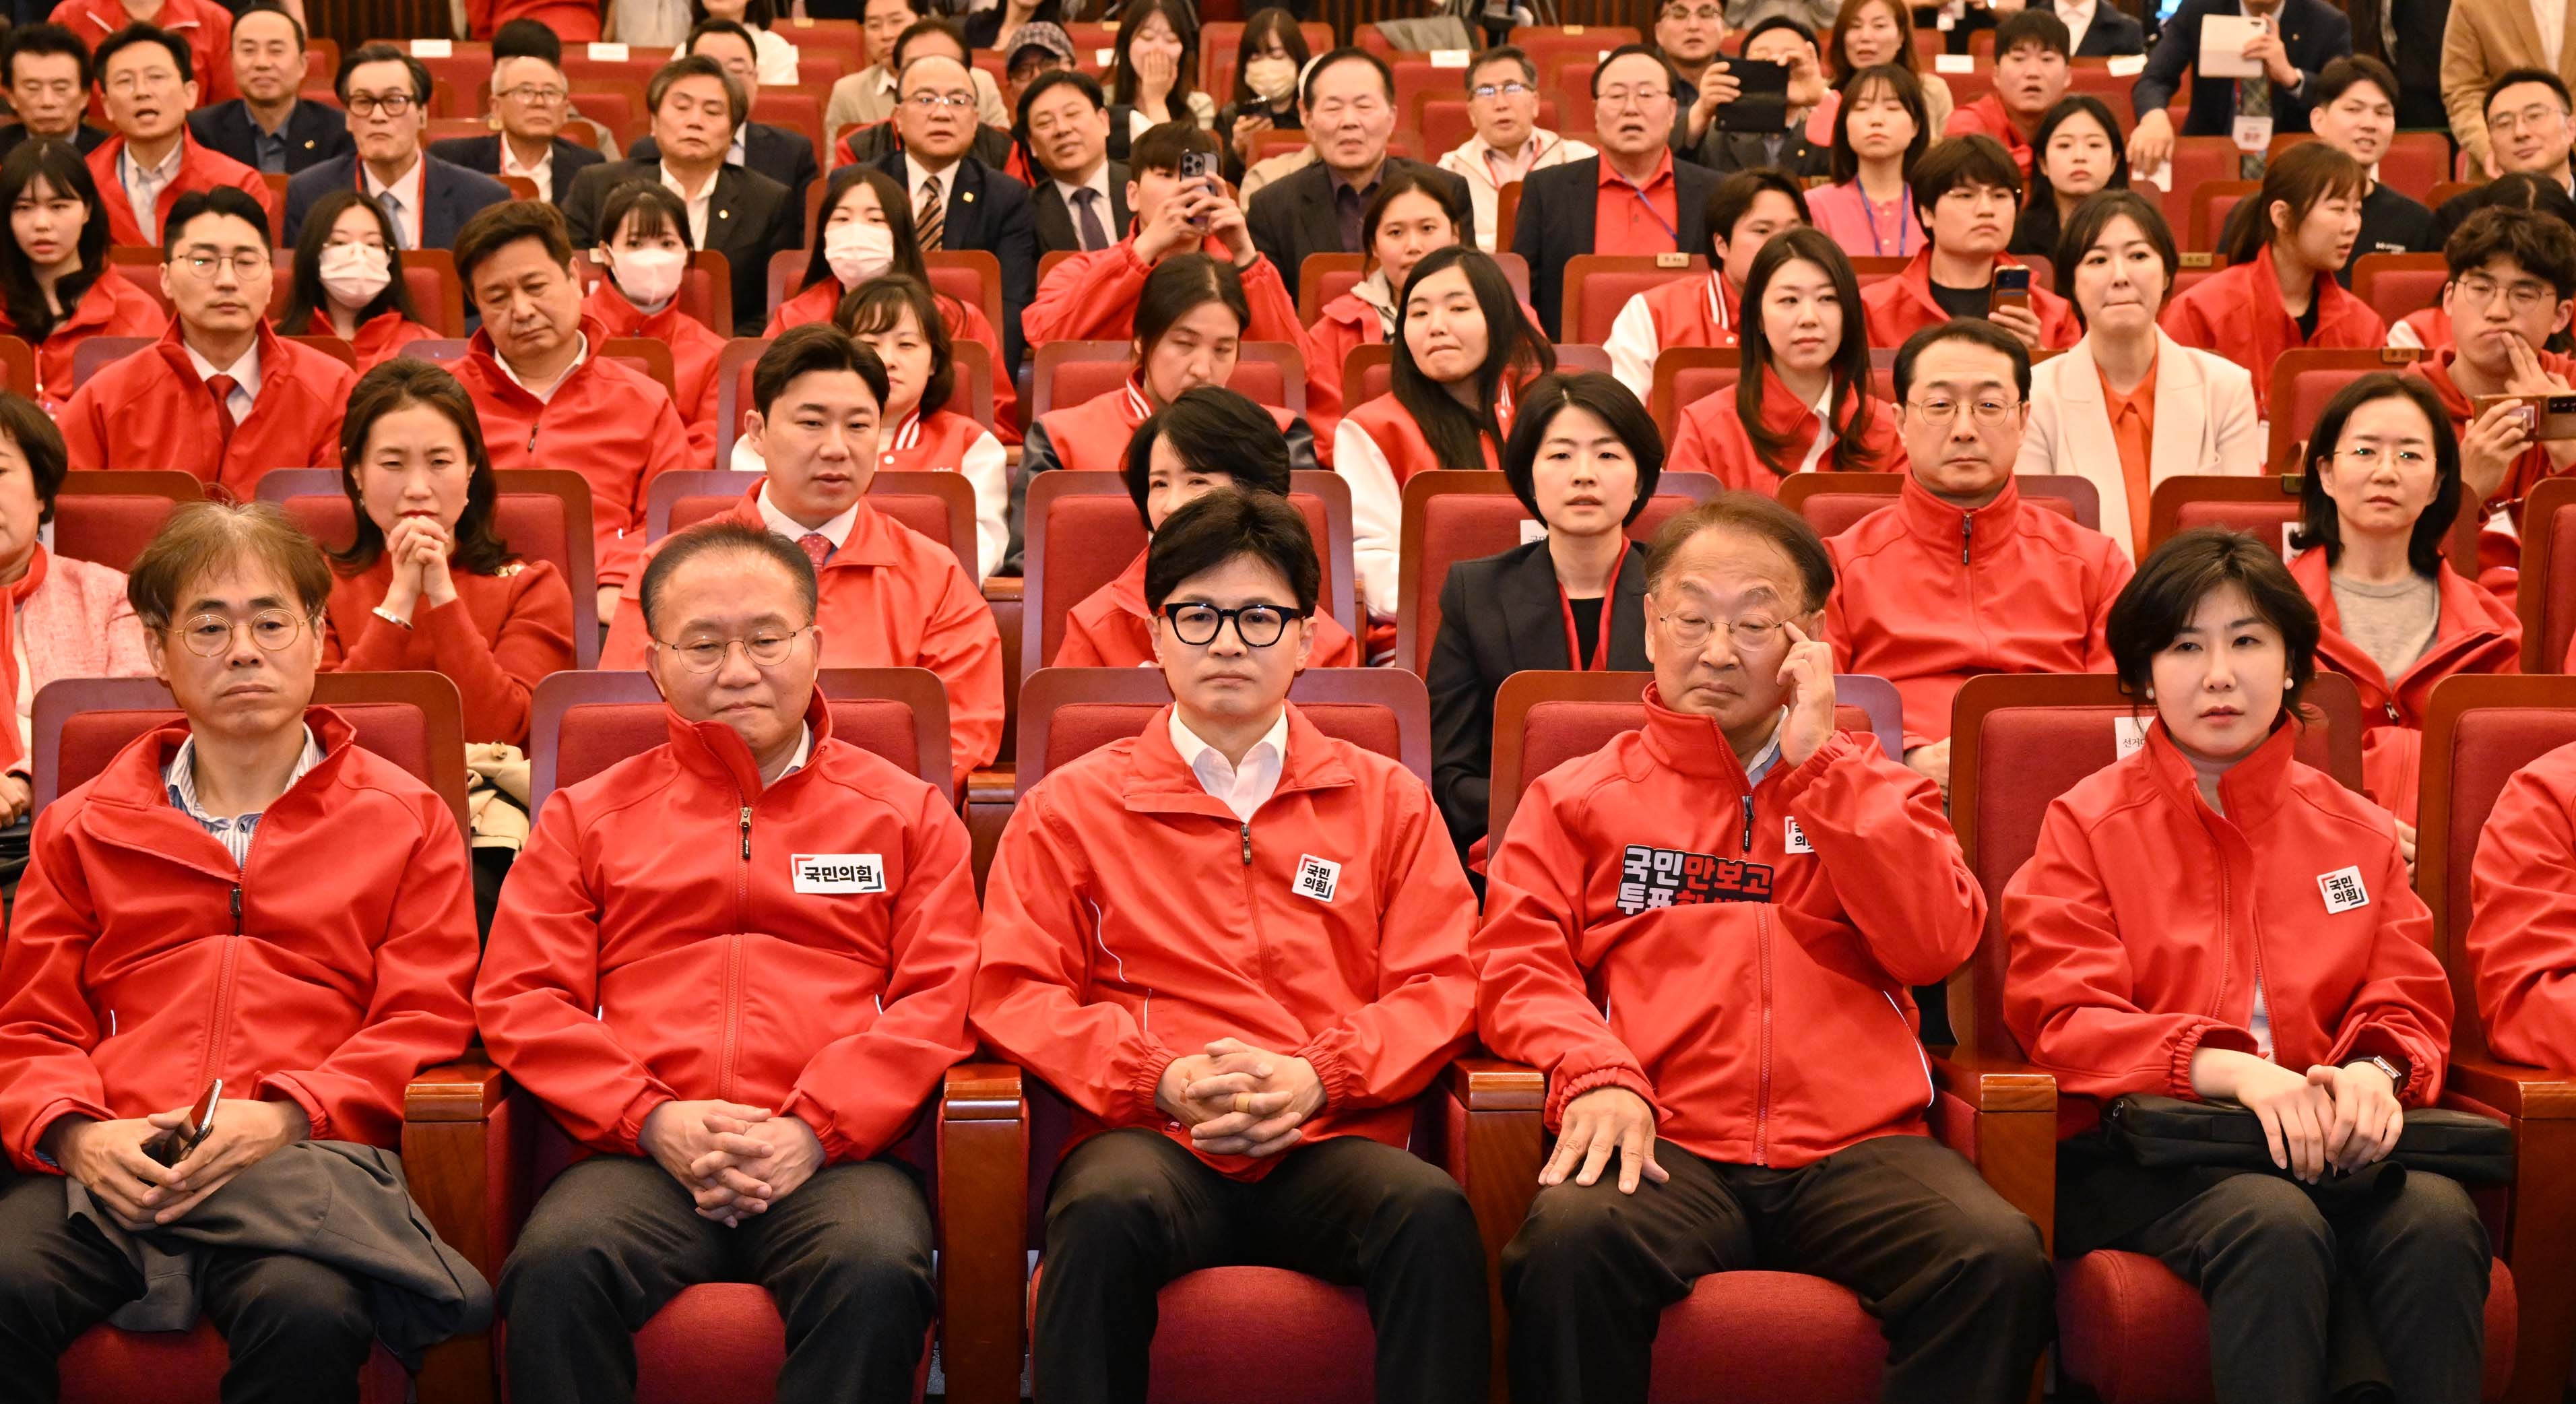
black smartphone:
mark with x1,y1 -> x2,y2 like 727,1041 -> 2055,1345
146,1078 -> 222,1167
1989,265 -> 2032,316
1712,59 -> 1791,134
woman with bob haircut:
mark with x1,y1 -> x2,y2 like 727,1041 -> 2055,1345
280,189 -> 440,374
831,274 -> 1010,578
581,181 -> 724,464
2003,525 -> 2485,1404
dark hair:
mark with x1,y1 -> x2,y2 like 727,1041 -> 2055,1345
1301,46 -> 1393,106
1590,42 -> 1678,97
1705,168 -> 1813,272
2472,171 -> 2576,227
0,139 -> 107,344
2444,204 -> 2576,298
1993,7 -> 2071,60
1110,0 -> 1200,109
642,519 -> 818,635
334,41 -> 430,105
236,2 -> 309,48
0,390 -> 67,525
891,17 -> 968,71
1644,492 -> 1836,614
2106,527 -> 2321,717
2055,189 -> 2177,329
802,165 -> 930,290
127,502 -> 334,630
1911,134 -> 2024,230
4,24 -> 92,91
685,16 -> 761,61
752,323 -> 891,416
1230,8 -> 1313,108
1131,118 -> 1219,175
1468,44 -> 1537,91
1828,64 -> 1928,185
1360,166 -> 1469,267
94,24 -> 191,88
1125,385 -> 1292,530
2219,140 -> 2365,264
1739,16 -> 1819,55
1501,371 -> 1663,525
2311,55 -> 2398,111
453,198 -> 573,290
1018,67 -> 1104,123
162,185 -> 270,252
597,178 -> 695,252
695,0 -> 776,27
2486,67 -> 2575,117
834,272 -> 953,417
332,360 -> 516,577
2016,96 -> 2129,257
1893,318 -> 2032,400
1391,247 -> 1555,473
1143,487 -> 1320,615
1738,228 -> 1878,474
1826,0 -> 1922,84
648,52 -> 746,127
282,189 -> 423,331
2290,373 -> 2462,577
490,18 -> 564,65
1136,252 -> 1251,358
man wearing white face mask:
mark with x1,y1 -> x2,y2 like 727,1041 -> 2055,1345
583,181 -> 724,468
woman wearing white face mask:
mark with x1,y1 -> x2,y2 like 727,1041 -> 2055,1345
765,166 -> 1023,441
280,190 -> 440,374
1213,8 -> 1309,183
581,181 -> 724,466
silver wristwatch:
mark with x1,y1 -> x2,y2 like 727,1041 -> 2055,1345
2358,1054 -> 2407,1097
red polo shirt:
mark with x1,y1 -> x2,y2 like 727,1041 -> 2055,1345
1593,150 -> 1683,258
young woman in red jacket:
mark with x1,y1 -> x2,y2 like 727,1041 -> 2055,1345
0,139 -> 165,412
2289,374 -> 2519,828
827,274 -> 1010,578
583,181 -> 726,469
2003,528 -> 2486,1404
1337,246 -> 1555,619
1308,168 -> 1468,455
1669,227 -> 1904,494
278,190 -> 441,375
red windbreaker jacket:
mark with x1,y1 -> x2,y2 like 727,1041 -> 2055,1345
2161,247 -> 2389,418
1665,368 -> 1906,494
86,133 -> 273,246
1861,247 -> 2080,352
58,318 -> 353,496
2466,738 -> 2576,1070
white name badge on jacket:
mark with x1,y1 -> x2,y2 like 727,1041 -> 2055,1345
794,854 -> 887,894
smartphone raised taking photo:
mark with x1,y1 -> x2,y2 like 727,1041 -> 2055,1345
2472,391 -> 2576,441
146,1079 -> 222,1168
1712,58 -> 1791,134
1179,150 -> 1217,230
1989,265 -> 2033,316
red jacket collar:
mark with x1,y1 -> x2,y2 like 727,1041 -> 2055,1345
2249,243 -> 2372,338
718,485 -> 908,569
1636,682 -> 1767,796
152,315 -> 294,393
2141,710 -> 2297,829
662,687 -> 835,799
1896,472 -> 2025,556
1106,547 -> 1149,619
1115,702 -> 1357,816
79,706 -> 361,866
2289,547 -> 2520,696
1896,245 -> 2028,319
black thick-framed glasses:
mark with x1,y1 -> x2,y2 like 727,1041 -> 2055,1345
1159,602 -> 1308,647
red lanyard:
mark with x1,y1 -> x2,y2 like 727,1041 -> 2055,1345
1556,582 -> 1611,672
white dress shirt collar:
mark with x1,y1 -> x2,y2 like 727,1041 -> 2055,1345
2055,0 -> 2097,54
770,723 -> 814,785
757,480 -> 860,548
363,153 -> 428,248
659,161 -> 718,246
905,149 -> 960,193
183,335 -> 262,418
500,137 -> 554,203
496,331 -> 586,402
1052,161 -> 1112,213
1169,707 -> 1289,821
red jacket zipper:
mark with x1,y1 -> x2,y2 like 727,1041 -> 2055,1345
720,802 -> 752,1099
1753,905 -> 1775,1167
199,883 -> 245,1095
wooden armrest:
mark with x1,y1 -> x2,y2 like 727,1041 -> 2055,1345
966,767 -> 1016,805
937,1060 -> 1028,1404
406,1058 -> 507,1121
1928,1050 -> 2057,1256
1442,1057 -> 1543,1404
2445,1054 -> 2576,1404
981,575 -> 1025,602
1929,1049 -> 2057,1115
942,1060 -> 1025,1116
2445,1052 -> 2576,1120
404,1059 -> 511,1404
1445,1056 -> 1547,1112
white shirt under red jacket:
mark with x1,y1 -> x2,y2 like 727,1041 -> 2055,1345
1475,687 -> 1983,1168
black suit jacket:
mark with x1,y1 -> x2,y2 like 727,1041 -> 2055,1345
1425,539 -> 1650,853
282,152 -> 512,250
2131,0 -> 2351,137
870,150 -> 1039,373
0,123 -> 107,158
1031,160 -> 1133,255
1693,127 -> 1833,180
425,133 -> 606,210
2072,5 -> 2148,56
564,159 -> 801,337
629,122 -> 820,210
1511,156 -> 1724,340
1246,157 -> 1473,303
187,98 -> 352,175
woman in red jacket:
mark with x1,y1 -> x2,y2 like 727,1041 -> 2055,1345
1308,168 -> 1467,453
0,139 -> 164,412
1669,227 -> 1903,493
278,189 -> 441,374
832,274 -> 1008,578
2162,143 -> 2388,418
582,181 -> 724,470
2003,527 -> 2484,1404
2288,373 -> 2519,827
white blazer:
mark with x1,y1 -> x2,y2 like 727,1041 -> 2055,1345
2017,329 -> 2264,559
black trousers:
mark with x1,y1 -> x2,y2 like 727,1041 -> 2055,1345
497,1153 -> 935,1404
2109,1168 -> 2490,1404
0,1171 -> 375,1404
1502,1132 -> 2053,1404
1035,1128 -> 1490,1404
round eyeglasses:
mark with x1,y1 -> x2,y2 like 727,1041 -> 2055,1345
1159,602 -> 1308,648
165,609 -> 310,657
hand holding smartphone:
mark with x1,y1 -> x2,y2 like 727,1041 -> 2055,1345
2471,391 -> 2576,441
1179,151 -> 1217,231
1988,265 -> 2033,316
146,1079 -> 222,1168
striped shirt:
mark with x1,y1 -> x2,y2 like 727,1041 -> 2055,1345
164,726 -> 325,868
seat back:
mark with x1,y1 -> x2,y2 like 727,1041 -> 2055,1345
1776,472 -> 2098,537
2169,253 -> 2229,302
2416,674 -> 2576,1053
2351,253 -> 2449,329
1649,347 -> 1740,439
2186,179 -> 2257,252
926,249 -> 1006,341
1945,672 -> 2362,1056
1396,470 -> 1725,674
1014,666 -> 1431,794
1563,254 -> 1704,346
639,469 -> 975,575
55,470 -> 203,570
1019,470 -> 1359,668
2266,348 -> 2424,472
2146,473 -> 2480,577
2519,478 -> 2576,673
1030,341 -> 1302,418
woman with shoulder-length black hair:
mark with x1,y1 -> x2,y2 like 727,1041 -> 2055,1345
1309,167 -> 1471,451
833,274 -> 1010,577
1669,226 -> 1902,493
1213,7 -> 1309,181
281,189 -> 439,373
2286,372 -> 2519,826
2010,96 -> 2129,257
1807,63 -> 1929,260
0,139 -> 162,411
2004,524 -> 2485,1404
1426,370 -> 1659,858
1107,0 -> 1213,139
1338,245 -> 1555,619
581,181 -> 725,462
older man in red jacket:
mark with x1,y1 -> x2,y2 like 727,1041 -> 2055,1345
973,488 -> 1489,1404
1476,492 -> 2052,1404
0,503 -> 481,1400
85,23 -> 270,245
59,187 -> 353,494
476,517 -> 980,1403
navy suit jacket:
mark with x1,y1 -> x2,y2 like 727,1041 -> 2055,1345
870,150 -> 1038,373
425,133 -> 606,210
2130,0 -> 2352,136
188,98 -> 352,175
282,152 -> 513,250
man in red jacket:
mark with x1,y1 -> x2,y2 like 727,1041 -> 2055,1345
0,503 -> 480,1399
1828,321 -> 2132,801
1477,493 -> 2051,1404
85,22 -> 271,245
476,517 -> 979,1402
973,489 -> 1488,1404
59,186 -> 355,494
1939,9 -> 2070,177
1861,135 -> 2080,354
2467,738 -> 2576,1070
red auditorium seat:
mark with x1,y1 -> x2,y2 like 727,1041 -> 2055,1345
1648,346 -> 1739,439
54,470 -> 201,571
2351,252 -> 2450,329
2518,478 -> 2576,672
2265,348 -> 2426,474
1562,253 -> 1705,346
1776,472 -> 2100,536
2186,179 -> 2257,253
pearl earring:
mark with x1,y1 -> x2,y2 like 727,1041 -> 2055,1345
2144,686 -> 2155,701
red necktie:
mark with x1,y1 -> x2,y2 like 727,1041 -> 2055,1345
797,532 -> 831,569
205,373 -> 240,452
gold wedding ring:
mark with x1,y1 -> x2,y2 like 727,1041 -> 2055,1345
1235,1093 -> 1252,1114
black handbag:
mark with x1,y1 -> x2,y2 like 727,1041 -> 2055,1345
2101,1093 -> 2516,1185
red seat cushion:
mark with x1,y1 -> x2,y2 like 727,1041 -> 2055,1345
2056,1249 -> 2519,1404
61,1321 -> 408,1404
1648,1271 -> 1888,1404
498,1283 -> 932,1404
1145,1267 -> 1376,1404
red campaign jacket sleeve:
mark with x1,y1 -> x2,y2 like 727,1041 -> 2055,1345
2317,841 -> 2454,1106
1292,778 -> 1477,1112
2002,799 -> 2263,1101
778,784 -> 981,1161
599,402 -> 696,589
256,791 -> 480,1145
971,791 -> 1182,1126
58,381 -> 108,474
2468,759 -> 2576,1069
474,794 -> 677,1153
414,565 -> 576,747
0,807 -> 117,1171
1775,731 -> 1984,987
2084,552 -> 2135,672
1022,245 -> 1147,345
2158,295 -> 2224,359
1477,775 -> 1662,1130
922,563 -> 1006,783
1665,403 -> 1718,480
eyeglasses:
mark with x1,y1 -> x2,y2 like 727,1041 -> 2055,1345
500,84 -> 568,106
171,250 -> 271,280
651,626 -> 812,672
1905,396 -> 2022,426
1470,80 -> 1535,101
346,92 -> 418,117
2453,274 -> 2554,312
2332,443 -> 2432,469
1160,602 -> 1307,647
903,90 -> 977,110
1657,611 -> 1791,652
1596,86 -> 1673,110
165,609 -> 309,657
105,69 -> 182,94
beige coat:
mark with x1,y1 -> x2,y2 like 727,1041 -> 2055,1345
2014,329 -> 2264,559
2441,0 -> 2576,172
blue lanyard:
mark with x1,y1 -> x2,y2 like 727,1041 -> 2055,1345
1608,169 -> 1681,246
1859,184 -> 1917,257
